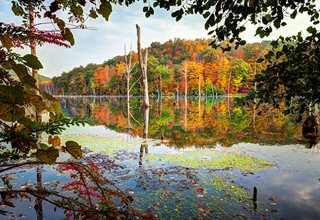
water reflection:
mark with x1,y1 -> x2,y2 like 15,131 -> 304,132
35,166 -> 43,220
59,97 -> 303,148
1,97 -> 319,219
139,107 -> 149,167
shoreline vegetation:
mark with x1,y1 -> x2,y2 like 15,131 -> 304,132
53,94 -> 244,98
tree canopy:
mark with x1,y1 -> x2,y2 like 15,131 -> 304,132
52,39 -> 269,96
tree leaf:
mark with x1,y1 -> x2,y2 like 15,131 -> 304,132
306,26 -> 316,34
65,141 -> 82,159
12,64 -> 37,89
0,103 -> 25,122
276,51 -> 282,59
70,4 -> 83,16
89,9 -> 98,18
12,3 -> 24,16
39,143 -> 49,150
36,147 -> 59,165
0,85 -> 24,106
273,19 -> 280,28
51,136 -> 61,147
48,135 -> 53,145
22,54 -> 43,69
42,91 -> 58,102
97,0 -> 112,21
64,28 -> 74,46
29,94 -> 43,106
256,58 -> 264,63
0,35 -> 13,50
290,10 -> 297,19
51,101 -> 62,114
29,96 -> 46,112
18,117 -> 34,128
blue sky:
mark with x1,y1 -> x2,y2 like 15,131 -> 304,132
0,1 -> 318,77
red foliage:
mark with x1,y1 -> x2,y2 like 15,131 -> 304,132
0,22 -> 71,49
88,161 -> 99,170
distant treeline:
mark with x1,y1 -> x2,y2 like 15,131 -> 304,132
50,39 -> 272,96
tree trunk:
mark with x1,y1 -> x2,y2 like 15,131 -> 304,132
29,6 -> 39,89
198,75 -> 201,97
184,65 -> 188,100
198,95 -> 201,118
184,98 -> 188,129
176,87 -> 179,101
143,107 -> 149,139
127,74 -> 130,108
124,44 -> 133,130
136,25 -> 150,107
228,70 -> 231,97
159,73 -> 162,99
254,62 -> 257,92
127,88 -> 131,130
29,5 -> 42,133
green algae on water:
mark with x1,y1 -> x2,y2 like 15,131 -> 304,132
146,149 -> 275,173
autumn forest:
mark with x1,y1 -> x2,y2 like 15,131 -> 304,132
46,39 -> 271,96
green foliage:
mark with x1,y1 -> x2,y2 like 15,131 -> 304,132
230,59 -> 251,90
22,54 -> 43,69
249,30 -> 320,119
0,39 -> 86,164
132,0 -> 319,50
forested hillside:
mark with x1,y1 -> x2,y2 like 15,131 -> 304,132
38,74 -> 54,94
52,39 -> 271,96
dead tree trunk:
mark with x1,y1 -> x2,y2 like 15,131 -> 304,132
159,73 -> 162,99
198,74 -> 201,97
125,45 -> 133,129
184,63 -> 188,101
184,62 -> 188,129
136,25 -> 150,107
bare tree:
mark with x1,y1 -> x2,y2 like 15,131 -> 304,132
183,62 -> 188,99
125,45 -> 133,129
124,44 -> 141,130
183,61 -> 188,129
136,24 -> 150,107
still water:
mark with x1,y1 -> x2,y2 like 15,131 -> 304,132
1,97 -> 320,219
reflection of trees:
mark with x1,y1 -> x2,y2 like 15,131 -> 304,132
0,161 -> 143,219
59,97 -> 303,147
139,107 -> 149,166
35,166 -> 43,220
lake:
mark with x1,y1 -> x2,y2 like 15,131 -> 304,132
1,97 -> 319,219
